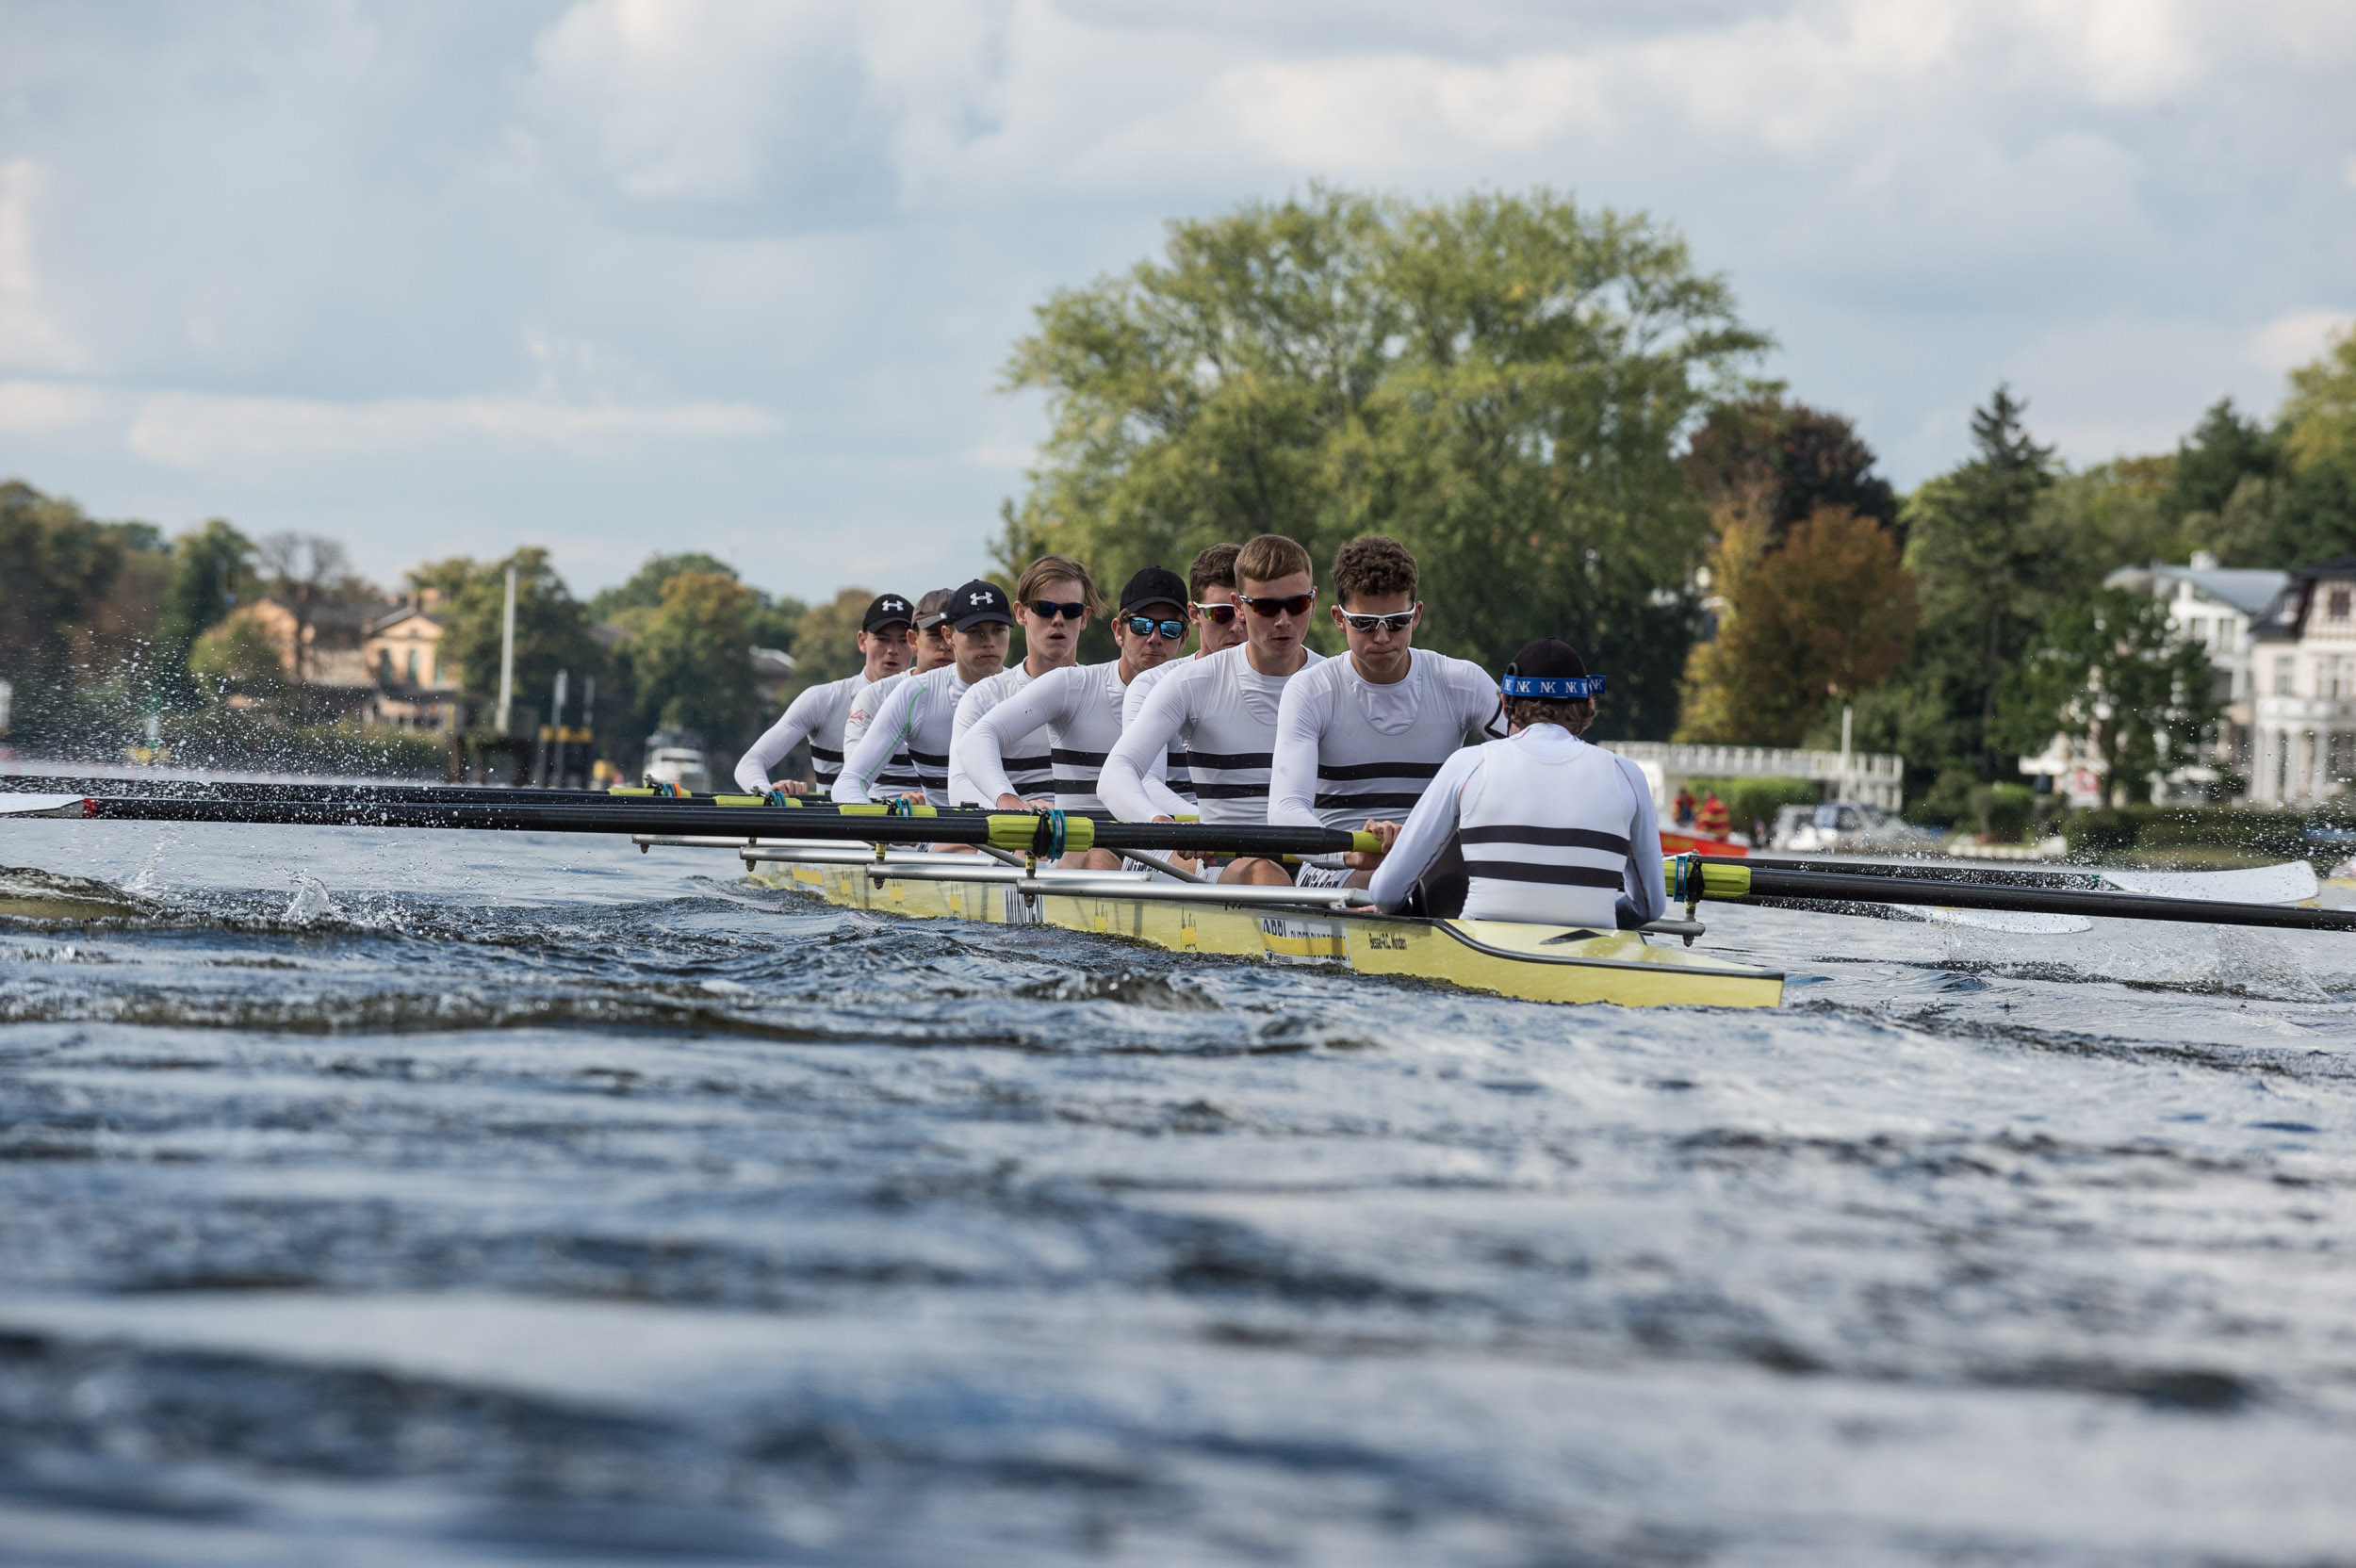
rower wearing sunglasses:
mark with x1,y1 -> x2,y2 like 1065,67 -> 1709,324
1268,535 -> 1506,888
1102,533 -> 1327,885
1121,542 -> 1247,806
833,580 -> 1014,807
841,587 -> 955,801
1365,639 -> 1666,930
956,566 -> 1192,867
945,555 -> 1102,807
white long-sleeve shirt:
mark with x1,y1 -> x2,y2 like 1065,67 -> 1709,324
1268,650 -> 1504,852
1101,643 -> 1323,824
948,665 -> 1054,807
832,665 -> 970,806
1366,725 -> 1665,924
958,661 -> 1137,812
733,673 -> 864,793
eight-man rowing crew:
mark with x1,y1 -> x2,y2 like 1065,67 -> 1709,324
737,533 -> 1665,933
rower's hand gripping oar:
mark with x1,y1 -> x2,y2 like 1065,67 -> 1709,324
1676,855 -> 2356,933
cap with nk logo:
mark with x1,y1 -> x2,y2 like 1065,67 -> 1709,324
1500,637 -> 1605,700
948,579 -> 1015,631
860,594 -> 916,633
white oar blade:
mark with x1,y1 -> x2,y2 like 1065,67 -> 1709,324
1903,906 -> 2094,935
0,793 -> 92,819
2098,861 -> 2318,905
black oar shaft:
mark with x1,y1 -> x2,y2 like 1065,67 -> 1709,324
63,794 -> 1366,859
1728,864 -> 2356,933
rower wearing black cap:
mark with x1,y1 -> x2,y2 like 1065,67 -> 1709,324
834,579 -> 1013,808
1364,638 -> 1667,929
734,592 -> 917,796
957,564 -> 1191,866
843,587 -> 956,799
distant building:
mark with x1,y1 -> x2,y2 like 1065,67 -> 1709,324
362,595 -> 461,729
2102,551 -> 2288,779
2249,555 -> 2356,805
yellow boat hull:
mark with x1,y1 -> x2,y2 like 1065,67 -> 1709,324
747,858 -> 1783,1009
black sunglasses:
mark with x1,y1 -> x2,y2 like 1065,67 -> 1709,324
1027,599 -> 1088,621
1336,605 -> 1417,633
1239,591 -> 1317,618
1124,614 -> 1186,640
1192,600 -> 1237,626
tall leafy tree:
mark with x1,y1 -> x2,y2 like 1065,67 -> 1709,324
997,186 -> 1766,739
439,548 -> 602,729
1681,398 -> 1899,545
1677,504 -> 1916,746
0,482 -> 125,694
155,519 -> 257,701
1993,587 -> 2220,803
1901,385 -> 2067,776
2164,398 -> 2276,527
622,571 -> 761,745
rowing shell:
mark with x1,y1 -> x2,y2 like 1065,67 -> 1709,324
730,843 -> 1785,1009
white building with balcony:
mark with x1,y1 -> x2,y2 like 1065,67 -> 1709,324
2249,555 -> 2356,805
2102,551 -> 2287,776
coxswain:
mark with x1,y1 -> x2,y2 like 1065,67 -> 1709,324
834,580 -> 1012,807
732,593 -> 915,795
1268,535 -> 1504,887
1102,533 -> 1324,885
957,565 -> 1190,867
1121,542 -> 1246,806
1365,639 -> 1666,928
947,556 -> 1100,807
1695,788 -> 1731,840
842,587 -> 953,801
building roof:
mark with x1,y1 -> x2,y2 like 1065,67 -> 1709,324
368,604 -> 442,636
2102,563 -> 2287,616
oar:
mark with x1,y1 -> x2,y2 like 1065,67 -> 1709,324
2,791 -> 1377,862
0,775 -> 1117,818
1686,858 -> 2356,933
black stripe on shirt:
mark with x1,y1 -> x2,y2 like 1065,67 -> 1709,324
1313,791 -> 1429,811
1458,825 -> 1632,856
1189,782 -> 1271,800
1183,749 -> 1274,770
1315,760 -> 1446,781
1461,859 -> 1626,889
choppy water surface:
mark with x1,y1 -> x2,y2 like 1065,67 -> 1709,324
2,817 -> 2353,1566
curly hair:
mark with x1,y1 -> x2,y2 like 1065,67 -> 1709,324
1331,535 -> 1417,606
1187,542 -> 1241,599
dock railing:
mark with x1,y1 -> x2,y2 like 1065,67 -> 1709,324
1601,741 -> 1906,811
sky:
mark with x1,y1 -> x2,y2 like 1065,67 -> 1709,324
1,0 -> 2352,604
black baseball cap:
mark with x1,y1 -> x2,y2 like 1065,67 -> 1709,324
949,579 -> 1015,631
1119,566 -> 1188,615
912,588 -> 954,630
861,593 -> 915,633
1502,638 -> 1604,700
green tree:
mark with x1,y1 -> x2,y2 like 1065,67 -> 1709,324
788,587 -> 879,691
1677,503 -> 1916,746
1681,397 -> 1899,545
439,548 -> 602,729
622,571 -> 760,745
155,519 -> 257,701
1993,587 -> 2219,804
1,480 -> 128,691
997,186 -> 1767,738
2165,398 -> 2275,527
1901,385 -> 2067,776
188,608 -> 288,700
589,551 -> 807,658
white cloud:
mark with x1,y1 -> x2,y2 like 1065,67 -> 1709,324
0,159 -> 87,373
125,389 -> 777,467
0,378 -> 101,432
2248,310 -> 2355,374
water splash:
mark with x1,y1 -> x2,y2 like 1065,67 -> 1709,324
283,874 -> 336,924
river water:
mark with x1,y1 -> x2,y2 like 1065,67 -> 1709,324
1,814 -> 2352,1566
